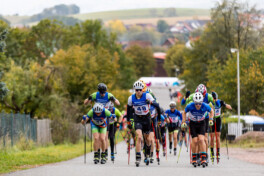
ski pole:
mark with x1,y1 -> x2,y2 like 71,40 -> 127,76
128,130 -> 131,165
177,130 -> 184,163
84,123 -> 86,164
189,125 -> 192,164
214,118 -> 218,164
165,126 -> 167,160
151,121 -> 159,164
226,133 -> 229,159
90,122 -> 93,153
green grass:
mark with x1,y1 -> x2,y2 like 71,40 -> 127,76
71,8 -> 210,21
0,130 -> 126,174
220,139 -> 264,149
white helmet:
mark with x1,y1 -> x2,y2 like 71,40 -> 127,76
169,101 -> 176,107
108,101 -> 114,110
133,81 -> 144,90
193,92 -> 204,103
195,84 -> 207,96
93,103 -> 104,113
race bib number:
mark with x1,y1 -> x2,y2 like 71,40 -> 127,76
170,116 -> 179,123
134,105 -> 149,115
215,108 -> 221,116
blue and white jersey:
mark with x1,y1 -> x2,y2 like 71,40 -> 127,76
185,102 -> 211,122
165,109 -> 182,124
127,92 -> 154,115
89,108 -> 111,126
214,100 -> 222,117
95,92 -> 110,106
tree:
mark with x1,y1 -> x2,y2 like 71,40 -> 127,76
207,48 -> 264,114
125,45 -> 155,77
107,20 -> 126,35
164,44 -> 186,76
157,20 -> 169,33
23,19 -> 66,65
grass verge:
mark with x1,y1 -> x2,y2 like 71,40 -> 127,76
0,130 -> 126,174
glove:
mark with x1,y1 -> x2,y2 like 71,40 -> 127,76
109,96 -> 116,101
209,120 -> 214,126
212,92 -> 217,100
158,121 -> 162,125
185,91 -> 191,99
82,115 -> 88,121
146,99 -> 151,104
116,122 -> 120,128
181,122 -> 187,129
127,121 -> 132,129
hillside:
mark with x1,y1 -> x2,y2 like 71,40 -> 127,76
4,7 -> 210,26
71,8 -> 210,21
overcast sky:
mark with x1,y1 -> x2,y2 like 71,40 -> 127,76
1,0 -> 263,16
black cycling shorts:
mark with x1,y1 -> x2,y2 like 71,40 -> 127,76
134,114 -> 151,134
205,118 -> 209,133
190,120 -> 206,138
168,123 -> 179,133
211,117 -> 222,133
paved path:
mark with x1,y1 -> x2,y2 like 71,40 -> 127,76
6,87 -> 264,176
6,141 -> 264,176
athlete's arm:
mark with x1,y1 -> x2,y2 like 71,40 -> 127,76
109,93 -> 120,106
127,96 -> 133,122
84,92 -> 96,105
115,108 -> 123,123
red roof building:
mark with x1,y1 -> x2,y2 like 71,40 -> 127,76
153,52 -> 167,77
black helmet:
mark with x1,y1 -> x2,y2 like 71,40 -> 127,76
98,83 -> 107,94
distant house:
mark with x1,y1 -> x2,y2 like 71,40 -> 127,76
162,38 -> 178,48
170,20 -> 210,33
153,52 -> 167,77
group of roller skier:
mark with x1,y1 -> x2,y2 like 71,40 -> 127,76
81,80 -> 232,167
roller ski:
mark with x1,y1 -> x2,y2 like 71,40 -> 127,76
174,148 -> 177,156
145,157 -> 150,166
192,154 -> 197,168
150,152 -> 154,163
135,153 -> 141,167
200,153 -> 208,168
94,152 -> 100,164
216,154 -> 220,163
157,157 -> 160,165
192,161 -> 197,168
100,152 -> 107,164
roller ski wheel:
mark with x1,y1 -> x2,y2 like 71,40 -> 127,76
145,158 -> 150,166
144,158 -> 147,163
174,150 -> 177,156
150,158 -> 154,164
101,159 -> 106,164
197,159 -> 201,166
192,162 -> 197,168
135,161 -> 140,167
201,160 -> 207,168
157,158 -> 160,165
94,159 -> 99,164
202,163 -> 206,168
163,152 -> 166,157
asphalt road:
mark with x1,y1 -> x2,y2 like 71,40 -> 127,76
6,140 -> 264,176
5,87 -> 264,176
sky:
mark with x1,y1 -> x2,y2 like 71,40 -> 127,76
1,0 -> 264,16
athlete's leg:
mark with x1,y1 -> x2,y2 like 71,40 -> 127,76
136,129 -> 143,153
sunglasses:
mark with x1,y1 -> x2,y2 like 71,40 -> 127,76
135,89 -> 142,92
170,106 -> 176,108
195,103 -> 202,106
